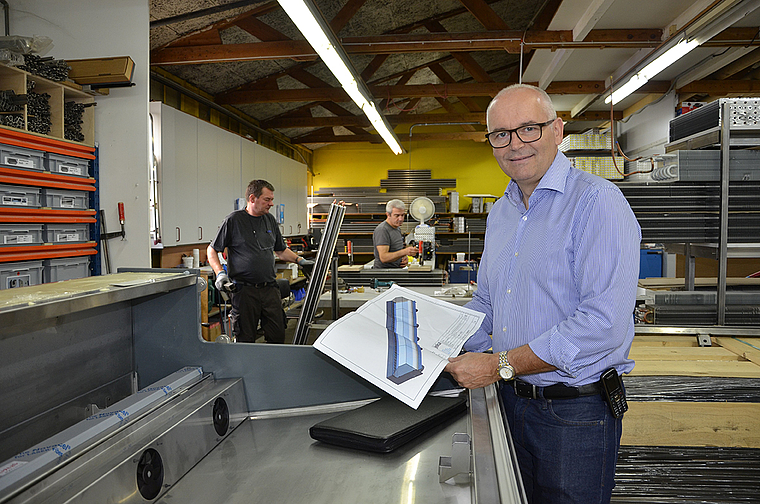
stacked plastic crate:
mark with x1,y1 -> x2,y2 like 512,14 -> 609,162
0,62 -> 96,290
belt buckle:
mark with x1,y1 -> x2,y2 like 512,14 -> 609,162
512,380 -> 539,400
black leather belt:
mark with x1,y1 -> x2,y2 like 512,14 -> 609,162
509,379 -> 602,400
237,280 -> 277,288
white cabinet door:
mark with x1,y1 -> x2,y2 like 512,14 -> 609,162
280,157 -> 304,237
216,130 -> 241,226
240,138 -> 258,207
153,104 -> 178,245
256,145 -> 283,232
172,109 -> 198,245
196,120 -> 218,244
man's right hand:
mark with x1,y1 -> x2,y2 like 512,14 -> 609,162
214,272 -> 231,292
405,245 -> 419,256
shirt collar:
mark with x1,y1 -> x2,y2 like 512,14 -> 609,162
504,150 -> 570,206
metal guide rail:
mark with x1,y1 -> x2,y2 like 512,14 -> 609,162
1,385 -> 525,503
0,370 -> 247,504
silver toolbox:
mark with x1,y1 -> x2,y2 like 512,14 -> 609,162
43,223 -> 90,243
0,223 -> 44,245
0,260 -> 43,289
41,187 -> 89,209
43,256 -> 90,283
45,153 -> 90,177
0,144 -> 45,171
0,184 -> 41,207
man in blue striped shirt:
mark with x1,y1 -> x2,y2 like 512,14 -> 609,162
445,84 -> 641,504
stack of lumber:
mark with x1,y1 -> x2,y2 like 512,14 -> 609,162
623,333 -> 760,448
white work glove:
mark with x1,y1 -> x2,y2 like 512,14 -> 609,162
214,272 -> 231,292
297,257 -> 315,277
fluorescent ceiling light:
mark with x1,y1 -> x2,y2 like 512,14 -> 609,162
278,0 -> 404,155
605,39 -> 699,105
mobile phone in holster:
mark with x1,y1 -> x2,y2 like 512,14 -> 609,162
600,367 -> 628,418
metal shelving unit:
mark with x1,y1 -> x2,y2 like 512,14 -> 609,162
663,101 -> 760,325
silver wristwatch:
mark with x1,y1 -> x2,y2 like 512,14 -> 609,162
498,351 -> 515,381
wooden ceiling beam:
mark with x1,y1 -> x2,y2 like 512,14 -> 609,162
216,80 -> 618,104
293,131 -> 487,144
330,0 -> 370,34
262,110 -> 622,129
458,0 -> 510,31
160,1 -> 280,49
166,29 -> 222,48
235,15 -> 290,41
678,80 -> 760,94
151,29 -> 666,65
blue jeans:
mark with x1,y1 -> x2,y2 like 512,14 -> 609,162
500,383 -> 622,504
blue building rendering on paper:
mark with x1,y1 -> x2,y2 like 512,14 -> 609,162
385,297 -> 424,384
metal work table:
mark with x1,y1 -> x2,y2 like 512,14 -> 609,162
0,269 -> 525,503
319,285 -> 475,309
158,404 -> 470,504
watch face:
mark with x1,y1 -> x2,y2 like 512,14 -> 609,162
499,366 -> 514,380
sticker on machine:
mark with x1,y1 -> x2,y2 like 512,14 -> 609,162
0,460 -> 27,477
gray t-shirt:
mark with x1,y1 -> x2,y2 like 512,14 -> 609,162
210,210 -> 286,284
373,220 -> 405,268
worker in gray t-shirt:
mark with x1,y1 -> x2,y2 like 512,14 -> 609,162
373,199 -> 418,268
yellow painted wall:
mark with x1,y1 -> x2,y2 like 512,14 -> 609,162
311,140 -> 510,211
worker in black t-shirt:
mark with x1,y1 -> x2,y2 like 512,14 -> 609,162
207,179 -> 314,343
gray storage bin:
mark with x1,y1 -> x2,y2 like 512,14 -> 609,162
0,224 -> 44,245
45,153 -> 90,177
43,223 -> 90,243
0,144 -> 44,171
41,188 -> 89,210
0,260 -> 43,289
43,256 -> 90,283
0,184 -> 41,208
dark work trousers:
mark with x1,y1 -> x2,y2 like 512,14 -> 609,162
230,284 -> 285,343
500,382 -> 622,504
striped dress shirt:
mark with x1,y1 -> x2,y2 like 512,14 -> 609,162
464,151 -> 642,387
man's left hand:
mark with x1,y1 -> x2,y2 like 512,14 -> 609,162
444,352 -> 500,389
298,257 -> 315,277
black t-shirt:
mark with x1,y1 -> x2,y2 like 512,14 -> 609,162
210,210 -> 286,284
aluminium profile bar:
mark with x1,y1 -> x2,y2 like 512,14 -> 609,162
293,202 -> 345,345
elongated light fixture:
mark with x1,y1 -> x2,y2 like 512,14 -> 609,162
605,38 -> 699,105
277,0 -> 405,154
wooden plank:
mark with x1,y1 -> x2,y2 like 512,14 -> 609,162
622,401 -> 760,448
628,346 -> 740,361
629,360 -> 760,378
715,337 -> 760,367
631,336 -> 699,347
338,265 -> 365,271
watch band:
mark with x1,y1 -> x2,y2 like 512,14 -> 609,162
498,351 -> 515,380
498,351 -> 510,369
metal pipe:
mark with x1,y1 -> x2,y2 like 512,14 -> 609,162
150,0 -> 261,28
150,70 -> 311,170
0,0 -> 9,36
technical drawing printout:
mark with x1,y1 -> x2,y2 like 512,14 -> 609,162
313,284 -> 485,408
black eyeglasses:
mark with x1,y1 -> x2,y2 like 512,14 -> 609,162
485,119 -> 556,148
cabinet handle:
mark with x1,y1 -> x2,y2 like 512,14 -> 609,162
298,223 -> 301,232
198,226 -> 203,240
289,225 -> 293,234
176,227 -> 180,242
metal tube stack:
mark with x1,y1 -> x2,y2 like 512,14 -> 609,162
293,202 -> 346,345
